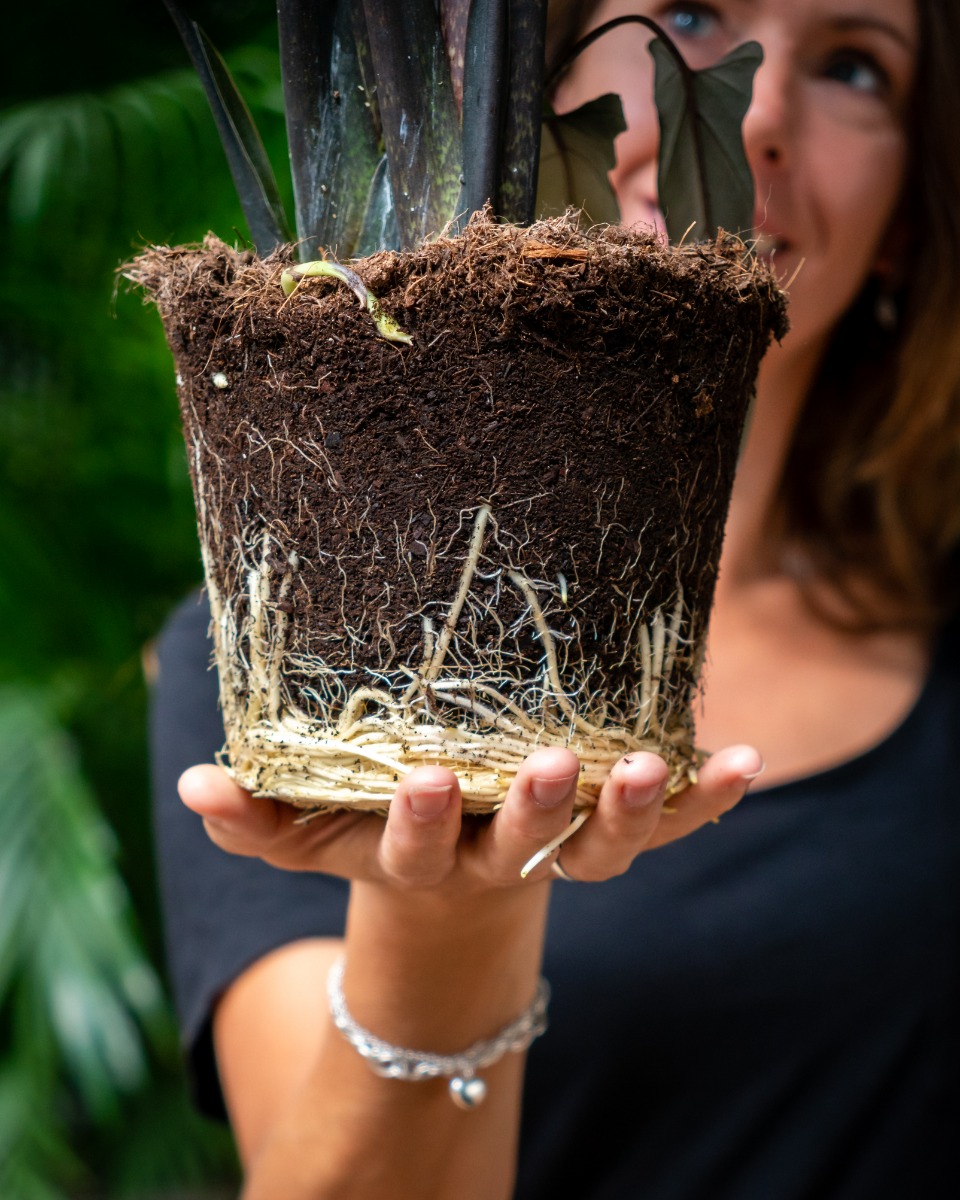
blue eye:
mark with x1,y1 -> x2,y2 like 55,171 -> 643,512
825,52 -> 889,96
664,4 -> 718,40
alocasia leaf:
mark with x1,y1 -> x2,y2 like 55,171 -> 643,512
162,0 -> 292,254
650,38 -> 762,242
536,94 -> 625,224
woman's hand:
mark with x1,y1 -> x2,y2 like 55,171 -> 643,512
178,743 -> 763,891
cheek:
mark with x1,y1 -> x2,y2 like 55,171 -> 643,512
781,127 -> 906,347
810,128 -> 907,299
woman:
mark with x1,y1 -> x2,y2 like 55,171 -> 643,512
152,1 -> 960,1196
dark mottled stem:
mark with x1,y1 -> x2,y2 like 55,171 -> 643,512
277,1 -> 336,256
360,0 -> 461,248
497,0 -> 548,225
458,0 -> 509,226
278,1 -> 388,258
439,0 -> 470,111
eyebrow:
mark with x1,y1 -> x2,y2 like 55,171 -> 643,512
829,14 -> 916,54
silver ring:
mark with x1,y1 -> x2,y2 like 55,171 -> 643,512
550,859 -> 577,882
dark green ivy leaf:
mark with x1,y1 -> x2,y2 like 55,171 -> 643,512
163,1 -> 292,254
650,38 -> 762,242
536,94 -> 625,224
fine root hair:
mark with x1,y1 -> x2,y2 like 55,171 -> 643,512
199,491 -> 701,814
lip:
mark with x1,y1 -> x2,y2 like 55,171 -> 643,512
751,208 -> 792,254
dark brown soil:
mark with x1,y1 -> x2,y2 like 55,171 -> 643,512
130,212 -> 786,778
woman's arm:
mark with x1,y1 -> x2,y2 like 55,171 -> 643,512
182,744 -> 761,1198
218,889 -> 550,1200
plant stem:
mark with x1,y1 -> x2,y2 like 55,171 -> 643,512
439,0 -> 470,110
497,0 -> 549,225
359,0 -> 461,248
458,0 -> 509,225
277,1 -> 336,257
546,14 -> 687,90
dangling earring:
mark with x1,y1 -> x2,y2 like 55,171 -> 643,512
875,289 -> 899,332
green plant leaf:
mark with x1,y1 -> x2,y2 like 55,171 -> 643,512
162,0 -> 291,253
650,38 -> 762,241
0,1063 -> 81,1200
536,94 -> 625,224
0,689 -> 164,1117
0,45 -> 265,1195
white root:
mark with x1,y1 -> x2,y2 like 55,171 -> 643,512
197,482 -> 698,814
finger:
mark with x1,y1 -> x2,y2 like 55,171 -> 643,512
377,766 -> 463,888
178,763 -> 377,875
646,744 -> 763,850
556,751 -> 669,881
178,764 -> 283,857
469,748 -> 580,886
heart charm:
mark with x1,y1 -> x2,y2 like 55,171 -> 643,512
449,1075 -> 487,1109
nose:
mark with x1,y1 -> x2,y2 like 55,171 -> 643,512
741,43 -> 793,172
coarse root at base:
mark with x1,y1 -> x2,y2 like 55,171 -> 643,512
199,497 -> 701,815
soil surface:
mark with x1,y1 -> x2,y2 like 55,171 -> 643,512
131,213 -> 786,772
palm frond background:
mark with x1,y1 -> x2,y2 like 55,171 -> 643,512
1,1 -> 287,1192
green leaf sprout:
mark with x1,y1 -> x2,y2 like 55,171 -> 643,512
280,259 -> 413,344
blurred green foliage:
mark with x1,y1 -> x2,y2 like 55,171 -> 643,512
0,1 -> 287,1192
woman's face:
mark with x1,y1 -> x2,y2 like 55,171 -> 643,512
553,0 -> 918,351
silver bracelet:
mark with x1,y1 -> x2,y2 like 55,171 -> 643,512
326,956 -> 550,1110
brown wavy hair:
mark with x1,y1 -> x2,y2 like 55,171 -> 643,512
780,0 -> 960,631
549,1 -> 960,632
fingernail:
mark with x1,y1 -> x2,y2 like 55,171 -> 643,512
202,815 -> 237,834
531,774 -> 577,808
741,756 -> 765,781
409,783 -> 453,819
623,781 -> 660,809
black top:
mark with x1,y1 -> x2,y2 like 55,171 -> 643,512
151,594 -> 960,1199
